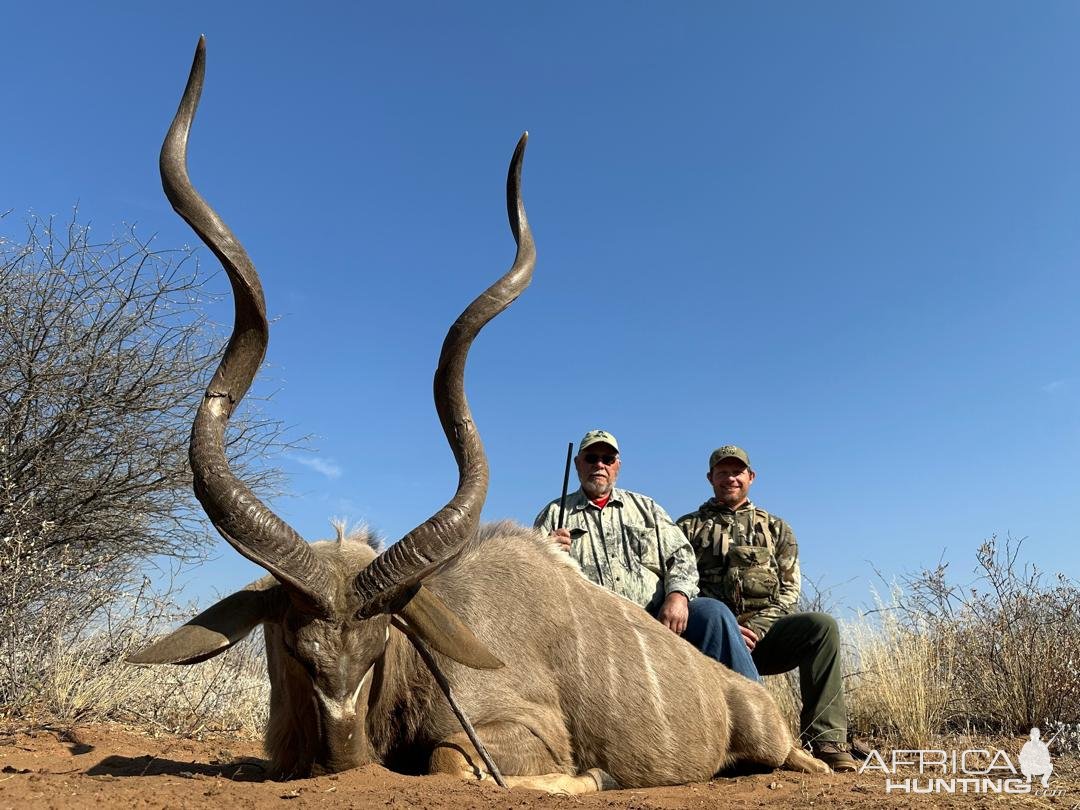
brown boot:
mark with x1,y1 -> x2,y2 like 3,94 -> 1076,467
849,737 -> 873,760
810,741 -> 859,772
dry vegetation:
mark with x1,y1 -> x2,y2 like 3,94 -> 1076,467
766,535 -> 1080,756
844,536 -> 1080,752
0,576 -> 268,736
0,213 -> 283,740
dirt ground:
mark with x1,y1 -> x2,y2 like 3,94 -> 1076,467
0,724 -> 1076,809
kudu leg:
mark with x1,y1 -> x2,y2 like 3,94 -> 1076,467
430,722 -> 616,793
784,746 -> 831,774
723,679 -> 831,775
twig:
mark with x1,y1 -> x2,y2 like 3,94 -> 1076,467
395,620 -> 506,788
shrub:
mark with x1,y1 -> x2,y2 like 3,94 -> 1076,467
844,536 -> 1080,747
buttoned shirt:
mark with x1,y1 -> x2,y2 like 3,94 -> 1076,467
533,487 -> 700,608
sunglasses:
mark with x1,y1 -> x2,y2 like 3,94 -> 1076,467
583,453 -> 618,465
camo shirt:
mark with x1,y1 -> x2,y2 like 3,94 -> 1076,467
675,499 -> 801,638
533,488 -> 700,608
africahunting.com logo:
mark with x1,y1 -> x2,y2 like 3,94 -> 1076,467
859,727 -> 1065,797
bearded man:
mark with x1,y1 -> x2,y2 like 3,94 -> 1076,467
533,430 -> 757,680
675,445 -> 858,772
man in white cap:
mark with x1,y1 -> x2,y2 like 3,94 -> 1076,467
533,430 -> 758,680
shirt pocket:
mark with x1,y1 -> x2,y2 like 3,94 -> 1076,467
622,524 -> 660,569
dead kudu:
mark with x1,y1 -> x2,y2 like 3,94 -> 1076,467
129,38 -> 829,792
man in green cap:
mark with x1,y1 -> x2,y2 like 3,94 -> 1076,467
676,445 -> 858,772
534,431 -> 759,680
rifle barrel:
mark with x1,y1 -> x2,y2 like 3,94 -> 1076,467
556,441 -> 573,529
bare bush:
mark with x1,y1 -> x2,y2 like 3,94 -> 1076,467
845,536 -> 1080,747
0,212 -> 290,719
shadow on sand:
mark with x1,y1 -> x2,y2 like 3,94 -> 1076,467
86,754 -> 271,781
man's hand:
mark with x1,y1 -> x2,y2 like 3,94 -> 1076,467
739,624 -> 759,652
657,592 -> 690,635
549,527 -> 572,553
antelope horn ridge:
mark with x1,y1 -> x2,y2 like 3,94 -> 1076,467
162,37 -> 334,616
353,133 -> 535,616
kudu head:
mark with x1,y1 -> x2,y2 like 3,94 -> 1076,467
128,37 -> 535,776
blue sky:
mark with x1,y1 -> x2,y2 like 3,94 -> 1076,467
3,2 -> 1078,613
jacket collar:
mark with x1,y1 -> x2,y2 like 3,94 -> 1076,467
697,496 -> 753,516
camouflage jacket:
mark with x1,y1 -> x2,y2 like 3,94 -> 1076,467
675,499 -> 800,638
533,488 -> 700,609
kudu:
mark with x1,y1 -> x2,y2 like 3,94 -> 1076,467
130,38 -> 829,791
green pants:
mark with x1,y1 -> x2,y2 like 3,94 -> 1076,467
751,611 -> 847,745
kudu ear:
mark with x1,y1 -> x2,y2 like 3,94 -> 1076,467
127,587 -> 281,666
396,586 -> 504,670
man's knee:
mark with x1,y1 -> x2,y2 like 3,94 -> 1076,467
802,612 -> 839,645
764,612 -> 841,661
689,597 -> 740,630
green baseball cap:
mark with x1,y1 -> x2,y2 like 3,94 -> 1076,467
579,430 -> 619,453
709,445 -> 750,469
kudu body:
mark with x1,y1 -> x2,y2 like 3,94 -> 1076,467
131,38 -> 828,791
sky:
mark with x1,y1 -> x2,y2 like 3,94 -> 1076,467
2,2 -> 1078,616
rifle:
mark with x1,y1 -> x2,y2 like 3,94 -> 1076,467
556,441 -> 573,529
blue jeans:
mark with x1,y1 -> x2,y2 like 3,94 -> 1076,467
647,595 -> 761,681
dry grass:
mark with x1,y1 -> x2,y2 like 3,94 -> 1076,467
33,631 -> 268,736
842,537 -> 1080,752
2,614 -> 268,738
842,604 -> 962,749
768,536 -> 1079,757
1,565 -> 269,738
